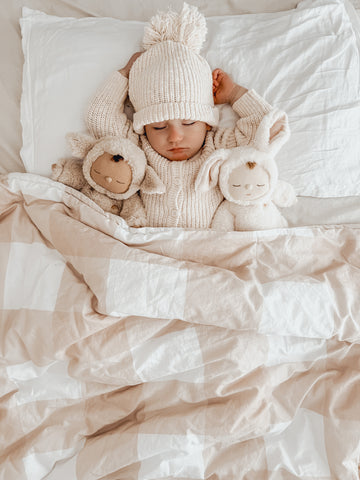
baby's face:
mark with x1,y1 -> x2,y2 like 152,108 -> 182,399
145,120 -> 210,161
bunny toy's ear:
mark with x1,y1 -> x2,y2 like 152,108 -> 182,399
272,179 -> 297,208
195,149 -> 230,192
253,109 -> 290,157
66,132 -> 97,159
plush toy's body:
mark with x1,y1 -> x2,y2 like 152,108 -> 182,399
196,120 -> 296,231
52,133 -> 165,227
212,195 -> 289,231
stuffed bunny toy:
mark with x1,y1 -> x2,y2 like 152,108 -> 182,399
52,133 -> 165,227
196,119 -> 297,231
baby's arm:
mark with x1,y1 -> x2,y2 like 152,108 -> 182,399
86,53 -> 141,141
118,52 -> 142,79
213,69 -> 287,148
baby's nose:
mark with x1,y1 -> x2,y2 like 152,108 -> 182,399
245,184 -> 253,190
168,126 -> 183,142
105,176 -> 113,184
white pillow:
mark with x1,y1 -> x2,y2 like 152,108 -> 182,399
20,0 -> 360,197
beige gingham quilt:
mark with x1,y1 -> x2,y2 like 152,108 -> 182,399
1,173 -> 359,480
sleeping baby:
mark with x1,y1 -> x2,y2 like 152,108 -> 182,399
86,2 -> 289,229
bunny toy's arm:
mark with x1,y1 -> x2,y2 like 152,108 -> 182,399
211,201 -> 235,231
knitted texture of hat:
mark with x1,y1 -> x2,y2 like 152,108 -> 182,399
129,3 -> 219,134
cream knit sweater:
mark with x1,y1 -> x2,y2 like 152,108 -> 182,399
87,72 -> 284,228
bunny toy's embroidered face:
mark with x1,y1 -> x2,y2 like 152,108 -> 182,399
227,161 -> 270,202
90,152 -> 132,194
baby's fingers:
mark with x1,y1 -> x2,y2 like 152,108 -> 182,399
212,68 -> 223,86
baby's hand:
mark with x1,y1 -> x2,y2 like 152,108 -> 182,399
119,52 -> 142,78
212,69 -> 236,104
212,68 -> 247,105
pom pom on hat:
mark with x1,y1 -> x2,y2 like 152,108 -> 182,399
143,3 -> 207,54
129,3 -> 218,134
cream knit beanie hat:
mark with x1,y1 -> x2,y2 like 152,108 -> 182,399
129,3 -> 219,134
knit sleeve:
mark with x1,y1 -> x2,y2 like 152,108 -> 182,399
86,71 -> 138,142
213,89 -> 285,149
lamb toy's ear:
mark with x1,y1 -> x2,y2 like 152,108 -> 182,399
253,109 -> 290,157
66,132 -> 97,159
195,149 -> 230,192
140,165 -> 166,195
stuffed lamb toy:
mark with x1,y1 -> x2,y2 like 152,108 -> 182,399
52,133 -> 165,227
196,122 -> 297,231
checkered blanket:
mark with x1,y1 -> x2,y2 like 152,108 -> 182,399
1,173 -> 359,480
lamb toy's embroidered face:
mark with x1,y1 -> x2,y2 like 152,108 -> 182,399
90,152 -> 132,194
227,161 -> 270,202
